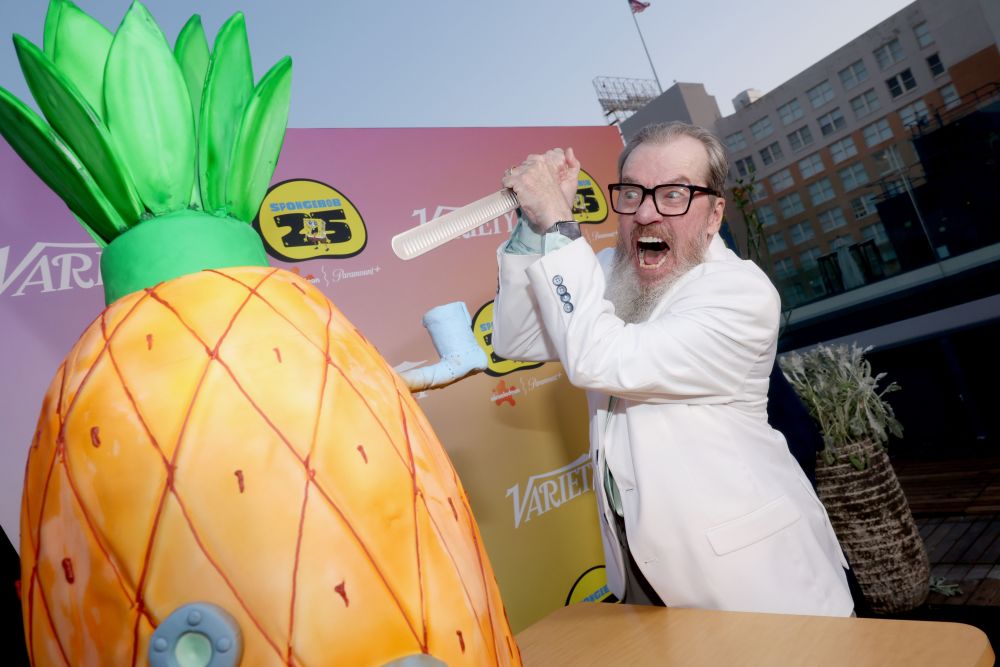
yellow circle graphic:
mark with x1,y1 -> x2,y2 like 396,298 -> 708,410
565,565 -> 616,605
573,169 -> 609,224
471,301 -> 543,377
254,179 -> 367,262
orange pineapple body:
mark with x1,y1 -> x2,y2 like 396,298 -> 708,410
20,266 -> 520,666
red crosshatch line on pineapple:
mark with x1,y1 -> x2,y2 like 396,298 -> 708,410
397,390 -> 429,650
398,396 -> 502,656
154,268 -> 431,651
130,269 -> 285,664
26,291 -> 157,666
35,265 -> 504,660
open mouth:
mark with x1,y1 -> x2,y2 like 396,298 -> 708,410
637,236 -> 669,269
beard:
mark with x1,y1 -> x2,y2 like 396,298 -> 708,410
604,223 -> 710,324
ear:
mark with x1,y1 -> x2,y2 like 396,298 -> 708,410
706,196 -> 725,236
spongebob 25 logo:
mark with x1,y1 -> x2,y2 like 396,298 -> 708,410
254,179 -> 367,262
573,169 -> 609,224
471,301 -> 543,377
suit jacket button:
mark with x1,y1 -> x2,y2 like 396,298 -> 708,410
560,293 -> 571,303
553,275 -> 564,286
556,285 -> 568,295
563,302 -> 574,313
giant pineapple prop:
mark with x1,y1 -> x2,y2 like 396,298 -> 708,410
1,2 -> 520,665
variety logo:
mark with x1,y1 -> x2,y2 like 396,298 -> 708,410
0,242 -> 102,297
254,179 -> 367,262
409,166 -> 609,241
506,454 -> 592,529
471,301 -> 544,377
565,565 -> 616,605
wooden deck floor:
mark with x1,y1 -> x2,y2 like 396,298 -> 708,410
892,457 -> 1000,607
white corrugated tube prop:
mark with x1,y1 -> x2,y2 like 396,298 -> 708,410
399,302 -> 488,392
392,189 -> 519,260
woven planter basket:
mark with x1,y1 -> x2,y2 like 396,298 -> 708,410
815,439 -> 930,614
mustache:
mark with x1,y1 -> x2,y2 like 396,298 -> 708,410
628,223 -> 673,245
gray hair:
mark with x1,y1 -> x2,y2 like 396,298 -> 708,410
617,121 -> 729,195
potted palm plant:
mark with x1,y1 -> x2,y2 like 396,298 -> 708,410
781,343 -> 929,614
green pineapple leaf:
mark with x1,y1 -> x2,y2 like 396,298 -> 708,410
199,12 -> 253,214
174,14 -> 210,209
14,34 -> 143,227
104,1 -> 195,215
0,86 -> 126,242
42,0 -> 112,119
72,214 -> 109,248
174,14 -> 210,131
227,56 -> 292,223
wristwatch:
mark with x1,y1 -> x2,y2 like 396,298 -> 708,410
547,220 -> 581,241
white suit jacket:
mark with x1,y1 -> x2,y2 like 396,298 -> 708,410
493,235 -> 854,616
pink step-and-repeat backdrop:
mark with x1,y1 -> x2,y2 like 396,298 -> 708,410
1,125 -> 624,631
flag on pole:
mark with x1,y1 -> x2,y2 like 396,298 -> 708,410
629,0 -> 651,13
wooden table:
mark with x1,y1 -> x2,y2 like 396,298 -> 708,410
515,602 -> 995,666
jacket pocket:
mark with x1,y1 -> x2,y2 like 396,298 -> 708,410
705,495 -> 801,556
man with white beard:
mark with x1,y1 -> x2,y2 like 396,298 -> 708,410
492,121 -> 855,615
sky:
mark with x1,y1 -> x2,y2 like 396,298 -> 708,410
0,0 -> 919,128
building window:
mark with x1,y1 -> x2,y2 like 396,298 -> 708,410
899,99 -> 929,127
778,192 -> 805,219
886,69 -> 918,98
790,220 -> 816,245
831,233 -> 855,250
787,125 -> 814,151
940,84 -> 960,110
863,118 -> 893,147
913,22 -> 933,48
861,222 -> 890,244
750,116 -> 774,141
751,182 -> 767,201
874,38 -> 904,70
800,247 -> 822,269
756,204 -> 777,227
777,99 -> 804,125
725,132 -> 747,152
798,153 -> 824,178
734,155 -> 756,178
838,60 -> 869,91
851,194 -> 878,219
884,179 -> 905,197
770,168 -> 793,192
838,162 -> 869,191
774,257 -> 797,277
808,177 -> 836,206
760,141 -> 785,166
873,145 -> 902,175
818,207 -> 848,232
850,89 -> 881,119
926,53 -> 945,77
807,80 -> 835,108
829,136 -> 858,164
766,231 -> 788,253
817,108 -> 847,136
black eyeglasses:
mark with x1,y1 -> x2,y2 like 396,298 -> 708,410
608,183 -> 720,216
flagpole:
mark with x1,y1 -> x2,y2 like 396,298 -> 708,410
631,8 -> 663,93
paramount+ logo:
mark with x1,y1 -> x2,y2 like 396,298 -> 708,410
506,454 -> 592,529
